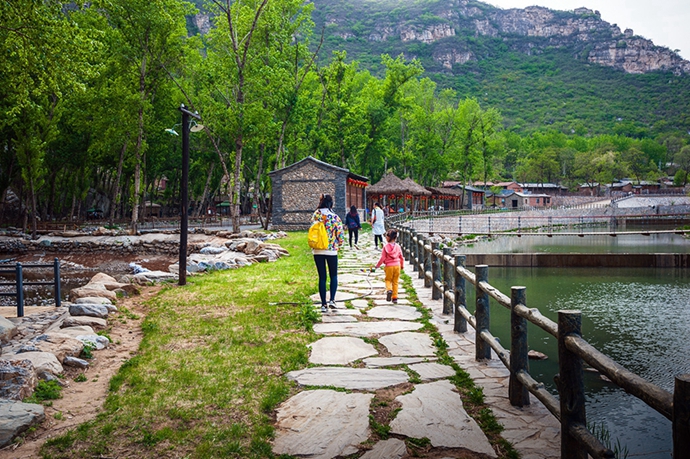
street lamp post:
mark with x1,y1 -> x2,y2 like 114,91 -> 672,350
178,104 -> 201,286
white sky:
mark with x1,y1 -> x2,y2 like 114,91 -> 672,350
485,0 -> 688,59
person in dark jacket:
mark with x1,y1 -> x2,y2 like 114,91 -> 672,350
344,205 -> 361,249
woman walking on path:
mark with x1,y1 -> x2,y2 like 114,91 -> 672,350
371,202 -> 385,249
375,229 -> 404,303
344,205 -> 361,249
312,194 -> 345,313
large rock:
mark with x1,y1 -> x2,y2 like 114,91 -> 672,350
0,316 -> 17,343
0,352 -> 63,378
70,284 -> 117,301
31,333 -> 84,363
61,316 -> 108,330
74,297 -> 112,305
68,303 -> 109,319
132,270 -> 177,283
0,360 -> 36,400
90,273 -> 118,284
0,400 -> 45,448
75,334 -> 109,350
58,325 -> 95,337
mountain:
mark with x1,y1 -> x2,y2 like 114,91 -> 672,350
311,0 -> 690,75
189,0 -> 690,136
308,0 -> 690,135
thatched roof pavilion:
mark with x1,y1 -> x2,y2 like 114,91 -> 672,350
367,173 -> 430,213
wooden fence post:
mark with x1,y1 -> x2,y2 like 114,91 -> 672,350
475,265 -> 491,360
432,242 -> 441,299
418,234 -> 425,280
411,230 -> 418,272
674,374 -> 690,459
53,257 -> 61,308
16,262 -> 24,318
557,310 -> 587,459
442,247 -> 453,314
454,254 -> 467,333
424,240 -> 432,287
509,286 -> 530,407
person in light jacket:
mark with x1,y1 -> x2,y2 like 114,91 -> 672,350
312,194 -> 344,313
375,229 -> 404,303
371,202 -> 385,249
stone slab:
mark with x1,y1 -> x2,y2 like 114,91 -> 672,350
360,438 -> 408,459
373,298 -> 410,305
379,332 -> 436,356
313,321 -> 423,337
320,314 -> 358,323
367,305 -> 421,320
308,337 -> 377,365
350,299 -> 370,309
310,291 -> 360,303
408,362 -> 456,381
273,390 -> 373,459
286,367 -> 409,390
363,356 -> 436,368
390,380 -> 496,457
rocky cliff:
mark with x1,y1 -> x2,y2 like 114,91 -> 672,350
309,0 -> 690,75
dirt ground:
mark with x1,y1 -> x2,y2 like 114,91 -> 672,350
0,280 -> 160,458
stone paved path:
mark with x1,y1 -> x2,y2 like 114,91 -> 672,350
272,234 -> 560,459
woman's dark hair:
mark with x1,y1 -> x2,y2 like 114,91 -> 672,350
374,202 -> 381,208
318,194 -> 333,209
350,205 -> 357,213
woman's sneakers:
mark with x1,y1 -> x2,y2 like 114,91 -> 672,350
321,305 -> 328,313
386,290 -> 393,302
328,300 -> 337,309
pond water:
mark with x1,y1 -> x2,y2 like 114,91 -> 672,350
461,231 -> 690,254
460,231 -> 690,457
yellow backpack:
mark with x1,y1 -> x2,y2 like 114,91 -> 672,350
308,219 -> 329,250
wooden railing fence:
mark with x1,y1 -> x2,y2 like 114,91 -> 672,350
393,224 -> 690,459
0,258 -> 61,317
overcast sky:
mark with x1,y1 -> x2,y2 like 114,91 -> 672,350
485,0 -> 688,59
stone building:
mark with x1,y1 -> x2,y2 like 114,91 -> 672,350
269,156 -> 368,230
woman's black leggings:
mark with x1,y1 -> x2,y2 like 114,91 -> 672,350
374,234 -> 383,248
348,228 -> 359,246
314,254 -> 338,306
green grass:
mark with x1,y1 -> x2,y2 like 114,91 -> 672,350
41,232 -> 318,459
24,380 -> 62,404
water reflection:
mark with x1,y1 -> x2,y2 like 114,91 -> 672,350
461,232 -> 690,254
475,267 -> 688,458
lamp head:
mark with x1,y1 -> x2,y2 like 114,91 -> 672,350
164,128 -> 179,136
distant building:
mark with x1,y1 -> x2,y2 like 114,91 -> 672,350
269,156 -> 368,230
519,183 -> 567,195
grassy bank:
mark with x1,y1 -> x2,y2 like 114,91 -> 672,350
42,232 -> 318,458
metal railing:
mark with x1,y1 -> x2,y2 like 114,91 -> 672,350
0,258 -> 61,317
393,224 -> 690,459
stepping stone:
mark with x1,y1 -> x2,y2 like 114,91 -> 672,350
313,321 -> 423,338
408,362 -> 456,381
390,380 -> 496,457
286,367 -> 409,390
350,299 -> 369,309
363,356 -> 436,368
338,273 -> 370,283
320,314 -> 357,323
308,337 -> 377,365
379,332 -> 436,356
367,305 -> 421,320
361,438 -> 407,459
310,291 -> 359,303
373,299 -> 410,306
273,390 -> 373,459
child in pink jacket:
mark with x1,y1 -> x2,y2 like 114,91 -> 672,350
375,229 -> 405,303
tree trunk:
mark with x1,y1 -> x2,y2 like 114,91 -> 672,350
109,138 -> 127,227
131,56 -> 147,235
195,162 -> 215,218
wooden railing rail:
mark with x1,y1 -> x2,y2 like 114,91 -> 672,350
0,258 -> 61,317
395,224 -> 689,459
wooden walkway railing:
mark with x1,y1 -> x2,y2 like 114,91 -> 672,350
392,224 -> 690,459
